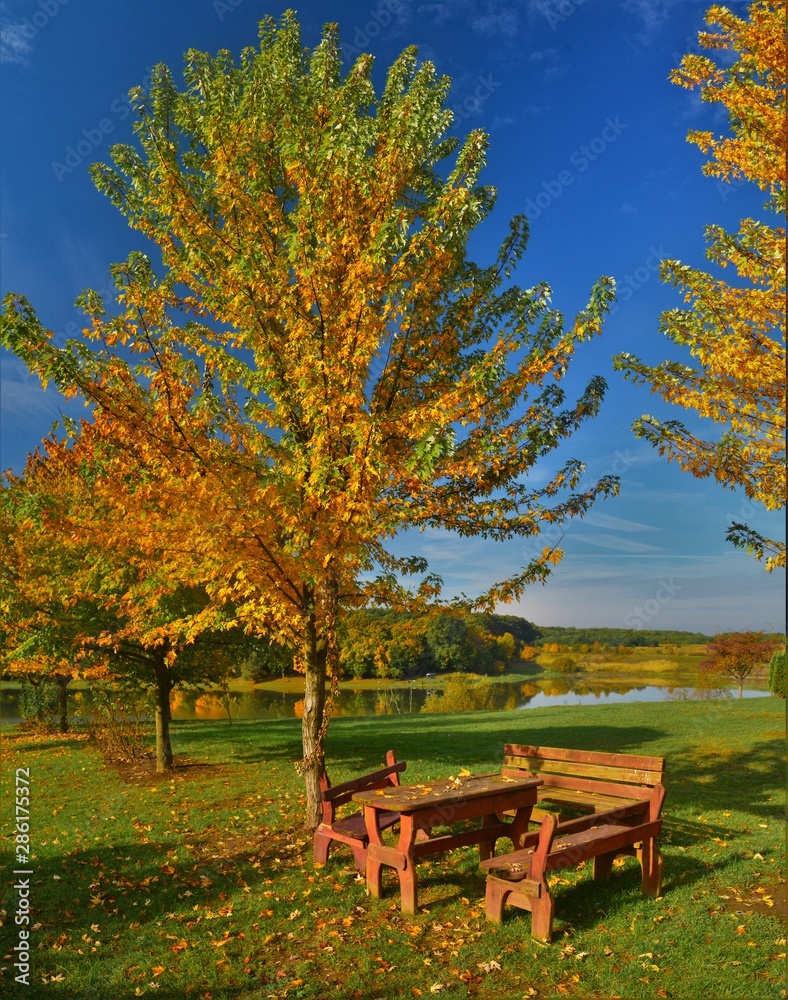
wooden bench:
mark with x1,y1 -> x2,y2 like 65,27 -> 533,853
313,750 -> 406,870
481,744 -> 666,941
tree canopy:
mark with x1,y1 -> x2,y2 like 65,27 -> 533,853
1,13 -> 618,824
699,630 -> 782,696
614,0 -> 786,570
0,441 -> 239,770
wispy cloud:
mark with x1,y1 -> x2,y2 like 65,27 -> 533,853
509,551 -> 783,631
580,511 -> 659,534
623,0 -> 672,33
0,378 -> 58,419
569,532 -> 664,554
414,2 -> 454,27
0,20 -> 31,65
471,3 -> 520,37
414,0 -> 521,38
528,47 -> 559,63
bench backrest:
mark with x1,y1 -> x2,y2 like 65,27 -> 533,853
319,750 -> 406,822
502,744 -> 665,803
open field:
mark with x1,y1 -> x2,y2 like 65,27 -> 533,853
2,697 -> 786,999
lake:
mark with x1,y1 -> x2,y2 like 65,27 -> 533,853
0,675 -> 770,725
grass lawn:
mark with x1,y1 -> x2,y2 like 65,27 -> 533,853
1,697 -> 785,999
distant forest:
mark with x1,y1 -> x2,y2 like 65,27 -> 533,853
242,611 -> 712,682
534,625 -> 712,648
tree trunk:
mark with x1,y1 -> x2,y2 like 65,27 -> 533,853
302,618 -> 327,831
54,673 -> 70,733
151,651 -> 174,772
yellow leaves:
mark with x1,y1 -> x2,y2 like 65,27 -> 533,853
615,3 -> 786,570
540,545 -> 563,567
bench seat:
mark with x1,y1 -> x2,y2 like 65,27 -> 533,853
325,809 -> 401,842
313,750 -> 406,871
484,745 -> 666,941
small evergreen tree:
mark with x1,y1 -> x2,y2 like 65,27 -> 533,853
767,649 -> 786,697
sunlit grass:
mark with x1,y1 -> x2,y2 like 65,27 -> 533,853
1,697 -> 784,999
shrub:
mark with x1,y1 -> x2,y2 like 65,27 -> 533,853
85,688 -> 152,763
768,650 -> 786,698
551,655 -> 579,675
422,674 -> 495,713
18,680 -> 60,732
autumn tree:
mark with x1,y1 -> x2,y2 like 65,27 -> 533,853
0,439 -> 236,771
615,0 -> 786,570
339,611 -> 433,679
0,474 -> 109,734
699,630 -> 781,696
1,13 -> 618,825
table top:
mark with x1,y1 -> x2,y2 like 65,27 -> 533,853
352,771 -> 542,813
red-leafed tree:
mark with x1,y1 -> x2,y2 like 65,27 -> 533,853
699,631 -> 781,697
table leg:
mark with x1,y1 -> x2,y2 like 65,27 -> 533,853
479,814 -> 498,862
397,815 -> 419,914
364,805 -> 384,899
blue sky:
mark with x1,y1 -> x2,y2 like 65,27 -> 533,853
0,0 -> 784,634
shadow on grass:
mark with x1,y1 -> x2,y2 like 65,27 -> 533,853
1,732 -> 91,755
390,845 -> 745,934
11,834 -> 299,998
321,715 -> 667,769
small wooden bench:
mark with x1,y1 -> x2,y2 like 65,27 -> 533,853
313,750 -> 406,870
481,744 -> 666,941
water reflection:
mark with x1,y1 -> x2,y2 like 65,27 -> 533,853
0,676 -> 770,724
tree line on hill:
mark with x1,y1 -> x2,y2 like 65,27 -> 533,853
534,625 -> 712,648
239,610 -> 714,682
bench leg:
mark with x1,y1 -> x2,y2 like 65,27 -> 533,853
593,849 -> 617,882
313,830 -> 332,866
351,844 -> 367,871
485,878 -> 555,943
638,838 -> 663,897
485,879 -> 509,923
530,889 -> 555,943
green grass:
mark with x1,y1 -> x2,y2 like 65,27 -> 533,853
1,698 -> 785,999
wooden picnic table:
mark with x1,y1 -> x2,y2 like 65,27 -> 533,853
352,771 -> 543,913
